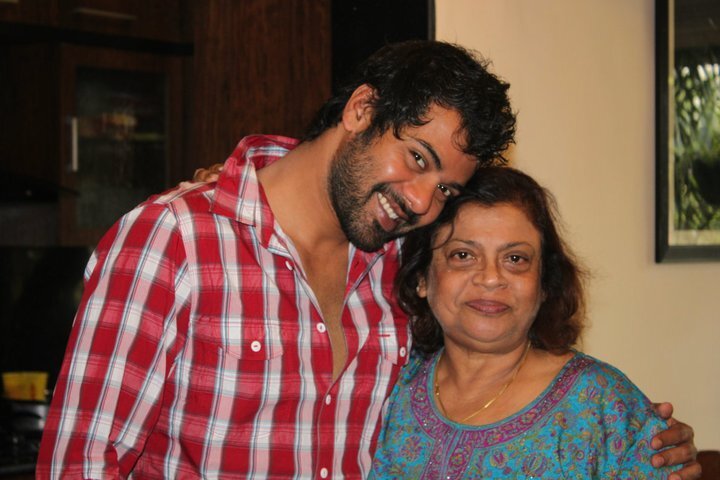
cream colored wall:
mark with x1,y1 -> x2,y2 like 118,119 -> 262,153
436,0 -> 720,449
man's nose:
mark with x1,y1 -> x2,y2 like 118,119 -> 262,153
402,178 -> 437,216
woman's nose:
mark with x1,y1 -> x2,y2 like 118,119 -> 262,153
472,261 -> 508,289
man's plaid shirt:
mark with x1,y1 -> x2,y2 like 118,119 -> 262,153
37,135 -> 411,479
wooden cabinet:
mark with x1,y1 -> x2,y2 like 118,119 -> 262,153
57,0 -> 184,43
59,45 -> 183,245
0,0 -> 186,43
0,0 -> 57,26
0,1 -> 333,246
0,43 -> 183,245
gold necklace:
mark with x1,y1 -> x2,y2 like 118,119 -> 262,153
434,340 -> 532,423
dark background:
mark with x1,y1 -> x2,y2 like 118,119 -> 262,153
0,0 -> 433,395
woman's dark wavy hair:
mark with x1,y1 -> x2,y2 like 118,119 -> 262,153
304,40 -> 516,166
396,166 -> 586,355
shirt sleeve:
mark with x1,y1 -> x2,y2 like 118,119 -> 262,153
36,202 -> 191,479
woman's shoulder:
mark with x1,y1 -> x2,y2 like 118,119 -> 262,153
568,353 -> 683,476
564,351 -> 659,422
573,352 -> 652,399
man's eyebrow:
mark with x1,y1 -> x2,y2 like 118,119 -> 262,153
415,138 -> 466,191
417,139 -> 443,170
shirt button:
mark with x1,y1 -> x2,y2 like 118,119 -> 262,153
285,260 -> 293,271
250,340 -> 262,352
320,468 -> 329,478
316,322 -> 326,333
399,347 -> 407,357
325,394 -> 332,405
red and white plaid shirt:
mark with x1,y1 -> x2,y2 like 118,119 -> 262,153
37,135 -> 411,479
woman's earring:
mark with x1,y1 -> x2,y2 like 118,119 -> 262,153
415,284 -> 421,295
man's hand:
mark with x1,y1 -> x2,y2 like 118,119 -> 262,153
651,402 -> 700,480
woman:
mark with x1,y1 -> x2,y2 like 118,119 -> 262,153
369,167 -> 679,479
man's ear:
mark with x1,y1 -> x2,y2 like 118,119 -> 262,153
341,84 -> 375,133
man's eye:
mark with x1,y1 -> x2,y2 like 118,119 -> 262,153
437,184 -> 452,197
413,152 -> 426,169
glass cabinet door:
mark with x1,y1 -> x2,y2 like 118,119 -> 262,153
73,67 -> 166,231
59,45 -> 182,245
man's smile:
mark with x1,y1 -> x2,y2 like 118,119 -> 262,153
378,192 -> 401,221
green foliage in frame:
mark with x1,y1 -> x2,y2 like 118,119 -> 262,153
673,50 -> 720,231
655,0 -> 720,262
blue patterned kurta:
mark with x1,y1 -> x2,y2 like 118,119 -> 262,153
369,351 -> 679,479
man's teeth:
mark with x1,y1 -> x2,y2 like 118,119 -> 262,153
378,193 -> 400,220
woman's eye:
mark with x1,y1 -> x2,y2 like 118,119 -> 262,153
506,254 -> 530,266
413,152 -> 426,169
450,251 -> 472,261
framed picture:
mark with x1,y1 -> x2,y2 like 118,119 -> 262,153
655,0 -> 720,262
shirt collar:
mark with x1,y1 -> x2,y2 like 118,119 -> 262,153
211,134 -> 398,257
211,134 -> 299,227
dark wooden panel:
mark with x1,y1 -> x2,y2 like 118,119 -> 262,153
56,0 -> 184,43
0,44 -> 60,185
0,0 -> 58,26
186,0 -> 331,174
0,0 -> 188,44
698,450 -> 720,480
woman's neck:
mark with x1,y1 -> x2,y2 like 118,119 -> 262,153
439,341 -> 531,389
434,343 -> 574,426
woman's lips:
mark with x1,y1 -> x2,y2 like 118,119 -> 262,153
466,300 -> 510,315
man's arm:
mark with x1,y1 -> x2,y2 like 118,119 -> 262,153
36,203 -> 190,479
651,402 -> 701,480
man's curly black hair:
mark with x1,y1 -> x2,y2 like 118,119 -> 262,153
304,40 -> 516,166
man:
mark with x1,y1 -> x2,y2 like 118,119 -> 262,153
37,41 -> 698,479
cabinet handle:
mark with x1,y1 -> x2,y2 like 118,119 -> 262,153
70,116 -> 79,173
72,7 -> 137,22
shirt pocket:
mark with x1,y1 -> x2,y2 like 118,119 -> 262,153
187,315 -> 288,409
377,316 -> 411,367
184,317 -> 288,448
193,314 -> 285,361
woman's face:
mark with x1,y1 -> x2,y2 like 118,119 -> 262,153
417,202 -> 544,353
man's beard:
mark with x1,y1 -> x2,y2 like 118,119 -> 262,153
328,134 -> 417,252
